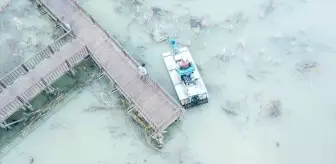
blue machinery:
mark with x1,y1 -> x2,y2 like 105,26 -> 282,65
168,38 -> 179,55
168,38 -> 195,85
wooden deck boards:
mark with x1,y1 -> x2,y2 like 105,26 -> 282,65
0,0 -> 183,133
57,0 -> 183,131
0,39 -> 86,122
91,39 -> 181,131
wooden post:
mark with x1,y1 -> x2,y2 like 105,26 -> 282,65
127,105 -> 135,113
89,15 -> 95,24
17,96 -> 33,111
0,122 -> 6,129
84,46 -> 91,56
17,96 -> 25,104
111,83 -> 118,93
41,78 -> 58,95
5,121 -> 12,130
24,103 -> 33,111
21,64 -> 29,72
151,132 -> 164,147
65,60 -> 76,77
0,81 -> 6,89
41,78 -> 48,87
48,45 -> 54,54
99,67 -> 105,78
68,69 -> 76,77
70,29 -> 76,39
65,60 -> 72,69
0,121 -> 11,130
104,30 -> 110,38
45,86 -> 56,94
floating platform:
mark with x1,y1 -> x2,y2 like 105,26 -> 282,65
162,45 -> 208,108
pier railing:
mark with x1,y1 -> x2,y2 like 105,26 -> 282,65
35,0 -> 72,32
0,30 -> 74,89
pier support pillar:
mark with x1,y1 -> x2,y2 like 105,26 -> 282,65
0,81 -> 7,89
69,29 -> 76,39
16,96 -> 33,112
99,67 -> 105,78
45,86 -> 58,95
111,83 -> 118,93
0,122 -> 6,129
127,105 -> 135,113
54,18 -> 61,28
152,132 -> 164,147
175,117 -> 182,123
67,69 -> 77,77
65,60 -> 76,77
89,15 -> 95,24
41,78 -> 58,95
1,121 -> 12,130
24,103 -> 33,111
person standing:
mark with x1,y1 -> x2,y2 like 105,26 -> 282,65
138,63 -> 148,82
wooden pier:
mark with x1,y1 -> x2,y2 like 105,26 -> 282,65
0,0 -> 183,143
0,30 -> 82,122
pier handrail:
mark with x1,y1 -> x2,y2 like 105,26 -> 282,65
0,30 -> 73,89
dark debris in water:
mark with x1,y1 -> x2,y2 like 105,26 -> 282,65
189,15 -> 211,29
150,6 -> 171,18
296,61 -> 318,73
261,0 -> 277,19
132,0 -> 143,6
223,11 -> 248,31
189,17 -> 203,28
214,48 -> 237,62
221,100 -> 241,116
151,7 -> 161,15
266,99 -> 282,118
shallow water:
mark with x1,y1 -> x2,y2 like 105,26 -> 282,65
1,0 -> 336,163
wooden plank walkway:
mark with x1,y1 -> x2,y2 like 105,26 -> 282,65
38,0 -> 183,132
0,37 -> 89,122
0,0 -> 182,135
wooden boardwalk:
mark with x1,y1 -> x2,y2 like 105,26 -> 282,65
0,35 -> 89,123
0,30 -> 82,119
38,0 -> 183,133
0,0 -> 183,137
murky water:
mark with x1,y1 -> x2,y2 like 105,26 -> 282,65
1,0 -> 336,163
0,0 -> 62,76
